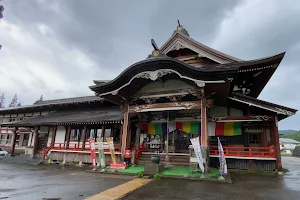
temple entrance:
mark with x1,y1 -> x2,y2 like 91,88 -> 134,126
140,119 -> 201,154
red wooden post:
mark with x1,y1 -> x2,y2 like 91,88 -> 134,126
249,147 -> 252,157
66,126 -> 71,149
82,125 -> 87,150
121,103 -> 129,157
10,127 -> 18,157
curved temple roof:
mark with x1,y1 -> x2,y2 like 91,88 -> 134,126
90,52 -> 285,97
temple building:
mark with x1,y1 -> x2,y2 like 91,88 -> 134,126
0,23 -> 297,171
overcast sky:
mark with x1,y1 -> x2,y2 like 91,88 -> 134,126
1,0 -> 300,129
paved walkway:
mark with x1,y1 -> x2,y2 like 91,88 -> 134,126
85,179 -> 152,200
0,158 -> 132,200
121,156 -> 300,200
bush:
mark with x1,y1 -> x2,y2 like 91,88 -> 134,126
154,173 -> 162,179
137,171 -> 144,178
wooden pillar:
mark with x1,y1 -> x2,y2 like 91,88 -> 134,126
66,126 -> 71,149
44,127 -> 50,148
126,123 -> 132,149
101,125 -> 105,138
82,125 -> 87,150
121,103 -> 129,157
10,127 -> 18,157
51,126 -> 57,147
135,114 -> 141,150
273,116 -> 282,170
32,126 -> 39,157
201,98 -> 208,147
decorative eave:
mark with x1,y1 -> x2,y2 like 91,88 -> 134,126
229,93 -> 297,120
160,30 -> 242,64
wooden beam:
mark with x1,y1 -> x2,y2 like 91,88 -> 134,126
129,100 -> 201,113
209,115 -> 274,122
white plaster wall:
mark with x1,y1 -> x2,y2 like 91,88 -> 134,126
209,106 -> 227,117
25,113 -> 33,117
230,108 -> 243,116
41,111 -> 49,116
55,126 -> 66,143
47,128 -> 53,147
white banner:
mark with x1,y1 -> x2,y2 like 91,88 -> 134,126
218,137 -> 228,175
97,137 -> 106,169
190,137 -> 205,173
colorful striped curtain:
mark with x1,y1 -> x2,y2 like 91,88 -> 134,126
208,122 -> 242,136
141,123 -> 168,135
176,122 -> 201,135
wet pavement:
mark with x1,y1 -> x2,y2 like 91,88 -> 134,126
122,156 -> 300,200
0,157 -> 132,200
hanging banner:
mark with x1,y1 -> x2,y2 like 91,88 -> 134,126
97,137 -> 106,169
106,137 -> 116,165
217,137 -> 228,175
88,139 -> 96,167
190,137 -> 205,173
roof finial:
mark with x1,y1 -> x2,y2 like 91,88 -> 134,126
175,20 -> 189,37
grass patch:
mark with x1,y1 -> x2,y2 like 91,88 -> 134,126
162,166 -> 220,178
117,165 -> 144,174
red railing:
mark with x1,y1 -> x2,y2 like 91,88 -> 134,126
209,145 -> 276,158
134,142 -> 145,164
42,142 -> 121,158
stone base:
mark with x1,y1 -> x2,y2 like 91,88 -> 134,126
144,163 -> 164,175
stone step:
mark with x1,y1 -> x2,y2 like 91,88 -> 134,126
137,160 -> 190,166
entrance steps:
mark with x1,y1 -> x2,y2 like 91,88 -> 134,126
137,153 -> 190,166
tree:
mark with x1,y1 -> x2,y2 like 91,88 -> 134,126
0,93 -> 4,108
8,94 -> 18,107
0,1 -> 3,21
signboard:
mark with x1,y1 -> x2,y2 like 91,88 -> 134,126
190,137 -> 205,173
106,137 -> 116,165
88,139 -> 96,167
97,137 -> 106,169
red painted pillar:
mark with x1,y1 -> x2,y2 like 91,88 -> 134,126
10,127 -> 18,157
121,103 -> 129,157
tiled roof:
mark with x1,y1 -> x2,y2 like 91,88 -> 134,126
2,107 -> 123,126
0,96 -> 104,112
